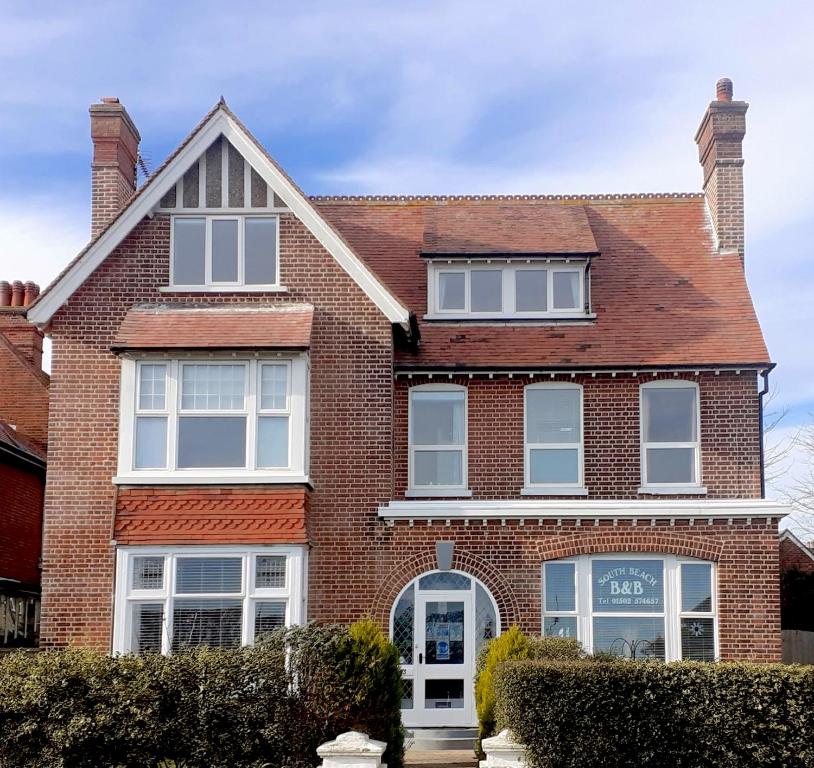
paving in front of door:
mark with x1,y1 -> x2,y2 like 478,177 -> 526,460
405,749 -> 477,767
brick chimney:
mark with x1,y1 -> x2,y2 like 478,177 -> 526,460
695,77 -> 748,260
0,280 -> 44,369
89,97 -> 141,237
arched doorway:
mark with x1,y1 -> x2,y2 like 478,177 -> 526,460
390,570 -> 500,727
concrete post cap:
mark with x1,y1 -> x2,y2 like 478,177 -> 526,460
317,731 -> 387,757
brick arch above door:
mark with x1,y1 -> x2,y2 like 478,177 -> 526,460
371,548 -> 521,629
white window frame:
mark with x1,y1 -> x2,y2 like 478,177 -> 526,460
169,214 -> 280,290
542,554 -> 719,662
112,545 -> 307,655
523,382 -> 585,494
408,383 -> 469,496
426,260 -> 587,320
639,379 -> 704,494
115,355 -> 308,484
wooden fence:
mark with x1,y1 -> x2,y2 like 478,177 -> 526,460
782,630 -> 814,664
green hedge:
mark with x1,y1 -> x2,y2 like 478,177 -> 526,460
494,659 -> 814,768
0,619 -> 403,768
474,627 -> 585,755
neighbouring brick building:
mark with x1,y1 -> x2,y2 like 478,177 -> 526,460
29,79 -> 786,729
0,281 -> 48,646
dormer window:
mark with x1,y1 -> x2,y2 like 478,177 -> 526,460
170,215 -> 279,289
428,260 -> 587,319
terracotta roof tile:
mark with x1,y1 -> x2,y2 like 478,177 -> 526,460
111,304 -> 313,351
421,203 -> 597,255
314,197 -> 770,368
0,420 -> 46,464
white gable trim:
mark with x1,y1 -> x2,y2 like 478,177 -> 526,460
781,529 -> 814,562
28,108 -> 409,326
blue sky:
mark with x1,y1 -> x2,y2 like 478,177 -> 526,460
0,1 -> 812,498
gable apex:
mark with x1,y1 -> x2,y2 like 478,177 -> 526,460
28,103 -> 409,326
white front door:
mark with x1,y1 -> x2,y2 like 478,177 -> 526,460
392,570 -> 499,728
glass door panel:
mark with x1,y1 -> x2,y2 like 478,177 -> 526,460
424,600 -> 465,665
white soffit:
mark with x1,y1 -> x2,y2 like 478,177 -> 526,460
28,107 -> 409,326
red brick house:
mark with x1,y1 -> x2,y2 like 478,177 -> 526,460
28,78 -> 786,728
0,282 -> 48,646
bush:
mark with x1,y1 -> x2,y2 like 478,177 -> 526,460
474,627 -> 585,754
0,620 -> 403,768
494,659 -> 814,768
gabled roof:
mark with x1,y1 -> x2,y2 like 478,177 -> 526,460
314,195 -> 771,368
781,530 -> 814,563
111,304 -> 314,351
28,103 -> 409,327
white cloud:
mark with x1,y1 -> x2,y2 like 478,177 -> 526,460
0,194 -> 88,291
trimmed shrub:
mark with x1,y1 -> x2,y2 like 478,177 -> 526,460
475,627 -> 585,754
494,659 -> 814,768
0,620 -> 403,768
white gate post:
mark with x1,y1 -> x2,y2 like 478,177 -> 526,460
317,731 -> 388,768
479,729 -> 527,768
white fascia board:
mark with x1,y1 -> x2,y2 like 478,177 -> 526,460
378,498 -> 790,520
220,115 -> 409,324
29,109 -> 410,327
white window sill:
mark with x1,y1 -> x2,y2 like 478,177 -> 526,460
405,488 -> 473,498
159,285 -> 289,294
521,486 -> 589,497
113,473 -> 310,486
638,486 -> 707,496
423,313 -> 596,322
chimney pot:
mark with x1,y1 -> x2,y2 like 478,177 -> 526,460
0,281 -> 10,307
10,280 -> 24,307
101,96 -> 120,104
716,77 -> 733,102
23,281 -> 39,306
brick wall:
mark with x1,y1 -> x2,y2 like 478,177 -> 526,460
0,311 -> 49,450
361,518 -> 781,662
0,459 -> 44,586
393,371 -> 761,499
40,211 -> 393,648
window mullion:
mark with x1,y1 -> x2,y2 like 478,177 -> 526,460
162,554 -> 175,655
167,361 -> 179,471
246,361 -> 257,470
204,218 -> 212,285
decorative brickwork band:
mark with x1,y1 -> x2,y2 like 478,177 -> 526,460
114,487 -> 308,544
371,547 -> 520,628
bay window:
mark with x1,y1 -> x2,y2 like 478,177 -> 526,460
117,355 -> 306,483
170,215 -> 279,289
409,385 -> 467,493
114,546 -> 306,655
641,380 -> 702,490
429,261 -> 586,318
524,383 -> 584,492
542,555 -> 718,661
